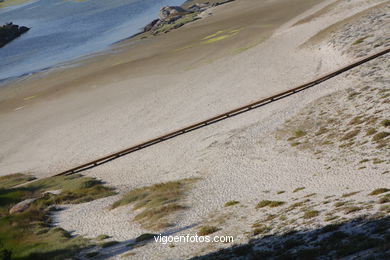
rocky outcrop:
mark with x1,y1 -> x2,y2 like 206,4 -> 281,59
159,6 -> 190,20
0,23 -> 30,48
142,1 -> 235,35
9,198 -> 36,215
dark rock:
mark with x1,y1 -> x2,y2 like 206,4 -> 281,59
159,6 -> 190,20
9,198 -> 36,214
0,22 -> 30,48
143,19 -> 159,32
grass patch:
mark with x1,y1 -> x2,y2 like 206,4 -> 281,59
379,204 -> 390,213
154,13 -> 199,34
198,226 -> 219,236
0,173 -> 35,189
277,191 -> 285,194
100,241 -> 119,248
380,119 -> 390,127
285,201 -> 306,212
372,132 -> 390,142
342,206 -> 362,214
0,173 -> 115,259
369,188 -> 389,196
378,194 -> 390,204
95,234 -> 110,241
315,127 -> 328,136
342,191 -> 359,198
340,129 -> 360,141
256,200 -> 285,209
224,200 -> 239,207
352,36 -> 368,45
293,187 -> 305,193
135,233 -> 158,243
111,178 -> 197,230
303,210 -> 319,219
252,225 -> 271,236
349,116 -> 364,125
334,201 -> 347,207
365,128 -> 377,136
294,130 -> 306,138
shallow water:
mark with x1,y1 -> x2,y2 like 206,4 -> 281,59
0,0 -> 183,82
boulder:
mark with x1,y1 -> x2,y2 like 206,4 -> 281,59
9,198 -> 37,215
159,6 -> 189,20
0,22 -> 30,48
143,19 -> 159,32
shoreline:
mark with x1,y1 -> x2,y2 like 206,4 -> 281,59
0,0 -> 233,86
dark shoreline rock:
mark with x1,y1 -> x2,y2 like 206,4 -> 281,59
0,22 -> 30,48
142,1 -> 235,35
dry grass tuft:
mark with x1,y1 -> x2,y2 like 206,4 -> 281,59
198,226 -> 219,236
369,188 -> 389,196
111,178 -> 198,230
256,200 -> 285,209
224,200 -> 239,207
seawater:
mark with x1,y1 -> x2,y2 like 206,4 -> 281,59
0,0 -> 184,81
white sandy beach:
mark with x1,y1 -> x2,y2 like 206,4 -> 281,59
0,0 -> 389,259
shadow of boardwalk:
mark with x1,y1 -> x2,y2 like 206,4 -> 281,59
189,215 -> 390,260
79,223 -> 199,259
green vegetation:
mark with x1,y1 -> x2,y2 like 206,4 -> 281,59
252,224 -> 271,236
369,188 -> 389,196
100,241 -> 119,248
340,129 -> 360,141
154,13 -> 199,34
293,130 -> 306,138
378,194 -> 390,204
380,119 -> 390,127
293,187 -> 305,193
372,132 -> 390,142
352,36 -> 369,45
95,234 -> 110,241
256,200 -> 285,209
0,173 -> 35,189
198,226 -> 219,236
334,201 -> 347,207
342,206 -> 362,214
379,204 -> 390,213
111,178 -> 197,230
342,191 -> 359,198
0,173 -> 115,259
224,200 -> 239,207
303,210 -> 319,219
365,128 -> 377,136
135,233 -> 158,243
285,201 -> 306,212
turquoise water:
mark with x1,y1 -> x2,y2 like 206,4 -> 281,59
0,0 -> 183,82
